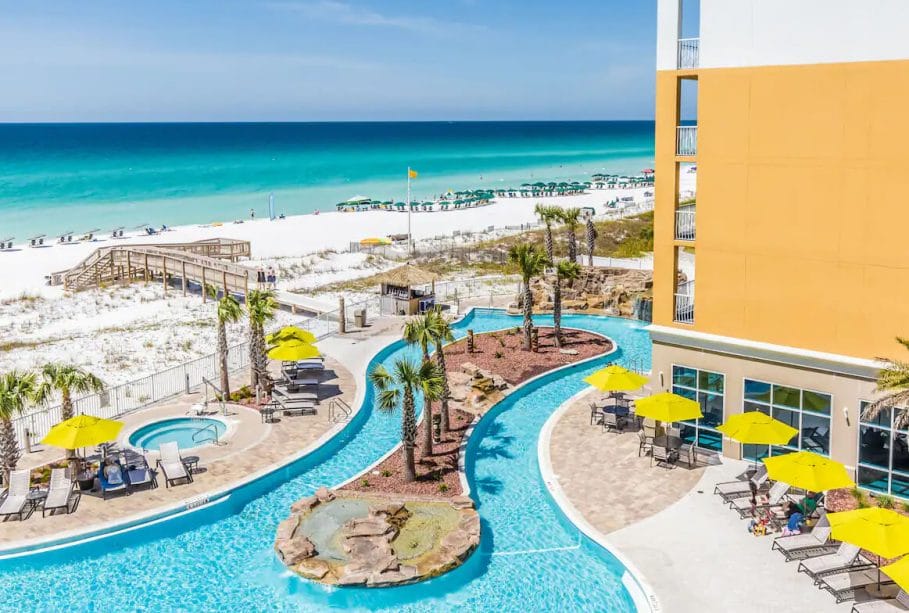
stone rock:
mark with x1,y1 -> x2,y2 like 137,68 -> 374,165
276,535 -> 316,565
450,496 -> 474,510
460,362 -> 480,377
275,515 -> 300,541
371,500 -> 406,518
315,487 -> 335,503
297,558 -> 332,581
337,570 -> 372,586
346,517 -> 393,538
290,495 -> 319,514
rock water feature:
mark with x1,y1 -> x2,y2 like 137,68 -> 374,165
274,488 -> 480,587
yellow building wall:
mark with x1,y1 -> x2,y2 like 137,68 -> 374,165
655,59 -> 909,362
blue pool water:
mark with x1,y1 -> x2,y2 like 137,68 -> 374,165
0,309 -> 652,612
128,417 -> 228,451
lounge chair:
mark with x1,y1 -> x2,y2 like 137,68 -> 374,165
772,510 -> 837,561
156,442 -> 193,488
730,480 -> 790,518
797,542 -> 874,583
714,465 -> 769,501
42,468 -> 80,517
820,569 -> 895,604
98,462 -> 129,499
0,469 -> 31,521
851,589 -> 909,612
126,459 -> 157,492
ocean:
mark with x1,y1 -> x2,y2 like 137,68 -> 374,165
0,121 -> 654,240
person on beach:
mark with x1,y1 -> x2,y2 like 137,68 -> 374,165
250,208 -> 255,219
267,267 -> 276,289
257,268 -> 266,288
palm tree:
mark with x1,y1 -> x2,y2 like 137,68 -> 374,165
553,261 -> 581,348
585,215 -> 598,266
429,308 -> 455,434
863,337 -> 909,428
247,289 -> 277,391
403,313 -> 443,456
535,203 -> 560,261
508,243 -> 549,351
559,207 -> 582,263
36,363 -> 104,421
370,358 -> 445,482
209,286 -> 243,401
0,371 -> 39,484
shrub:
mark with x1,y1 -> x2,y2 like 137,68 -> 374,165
438,483 -> 449,493
361,478 -> 370,487
381,469 -> 392,477
494,350 -> 504,359
878,494 -> 895,509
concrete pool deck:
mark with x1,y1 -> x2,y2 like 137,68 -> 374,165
0,321 -> 404,548
547,392 -> 867,612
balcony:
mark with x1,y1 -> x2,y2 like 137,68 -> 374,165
676,126 -> 697,156
674,281 -> 695,324
675,207 -> 696,241
677,38 -> 699,69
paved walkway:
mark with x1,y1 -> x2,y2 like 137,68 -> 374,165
548,391 -> 867,612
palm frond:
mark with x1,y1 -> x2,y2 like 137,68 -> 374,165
376,388 -> 401,413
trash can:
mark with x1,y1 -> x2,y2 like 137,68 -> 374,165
354,308 -> 366,327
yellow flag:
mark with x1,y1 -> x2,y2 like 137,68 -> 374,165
408,168 -> 418,179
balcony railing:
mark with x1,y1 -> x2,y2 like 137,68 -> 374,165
674,293 -> 695,324
678,38 -> 700,69
676,126 -> 697,157
675,208 -> 696,241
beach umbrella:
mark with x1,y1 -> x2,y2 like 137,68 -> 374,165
583,364 -> 647,392
762,450 -> 855,492
267,340 -> 321,361
42,415 -> 123,450
830,508 -> 909,594
266,326 -> 317,345
716,411 -> 798,445
881,555 -> 909,594
633,392 -> 702,423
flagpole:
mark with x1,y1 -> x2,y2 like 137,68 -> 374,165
407,166 -> 412,253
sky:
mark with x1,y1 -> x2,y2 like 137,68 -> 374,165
0,0 -> 664,122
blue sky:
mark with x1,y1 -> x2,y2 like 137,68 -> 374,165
0,0 -> 660,122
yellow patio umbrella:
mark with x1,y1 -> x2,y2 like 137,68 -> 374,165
41,414 -> 124,450
266,326 -> 317,345
716,411 -> 798,445
633,392 -> 703,423
831,508 -> 909,594
267,340 -> 321,361
882,554 -> 909,592
583,364 -> 648,392
762,450 -> 855,492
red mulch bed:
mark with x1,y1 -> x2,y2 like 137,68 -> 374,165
339,326 -> 613,499
340,408 -> 474,498
443,326 -> 612,385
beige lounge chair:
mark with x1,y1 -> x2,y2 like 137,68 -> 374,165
714,465 -> 769,501
42,468 -> 79,517
0,469 -> 31,521
820,569 -> 895,604
156,442 -> 193,488
730,480 -> 789,518
798,542 -> 874,583
772,510 -> 835,561
851,589 -> 909,612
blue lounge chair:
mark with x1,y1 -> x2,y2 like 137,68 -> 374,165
98,463 -> 129,499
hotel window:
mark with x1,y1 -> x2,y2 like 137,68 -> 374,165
741,379 -> 832,460
671,365 -> 724,451
857,402 -> 909,499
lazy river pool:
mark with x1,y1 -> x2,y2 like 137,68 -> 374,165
0,309 -> 652,612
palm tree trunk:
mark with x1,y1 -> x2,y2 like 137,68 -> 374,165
248,320 -> 259,389
436,343 -> 451,434
61,389 -> 78,475
0,418 -> 20,485
522,280 -> 533,351
554,278 -> 562,348
254,324 -> 270,393
586,219 -> 596,266
420,347 -> 432,457
544,225 -> 554,261
568,227 -> 577,263
402,390 -> 417,482
218,321 -> 231,400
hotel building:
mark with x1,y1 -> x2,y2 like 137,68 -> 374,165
652,0 -> 909,497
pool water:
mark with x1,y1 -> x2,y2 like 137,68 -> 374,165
128,417 -> 228,450
0,309 -> 652,612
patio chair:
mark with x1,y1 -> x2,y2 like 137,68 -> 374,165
156,442 -> 193,488
819,568 -> 895,604
42,468 -> 80,517
730,480 -> 790,518
637,431 -> 653,457
603,412 -> 626,433
651,444 -> 679,469
98,462 -> 129,499
797,542 -> 874,583
851,589 -> 909,612
589,402 -> 603,426
714,465 -> 769,501
0,469 -> 31,521
771,510 -> 837,561
679,442 -> 698,468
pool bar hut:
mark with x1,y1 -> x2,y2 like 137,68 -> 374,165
376,264 -> 439,315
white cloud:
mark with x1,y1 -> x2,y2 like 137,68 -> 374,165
266,0 -> 483,35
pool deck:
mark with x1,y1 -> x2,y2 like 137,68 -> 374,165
547,392 -> 868,612
0,319 -> 405,549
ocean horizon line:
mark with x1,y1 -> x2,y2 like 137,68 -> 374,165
0,118 -> 656,126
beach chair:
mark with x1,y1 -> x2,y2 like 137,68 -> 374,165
98,462 -> 129,499
730,480 -> 790,518
714,465 -> 769,500
797,542 -> 874,583
771,510 -> 836,561
820,569 -> 895,604
156,442 -> 193,488
851,589 -> 909,612
126,458 -> 157,492
0,469 -> 31,521
42,468 -> 80,517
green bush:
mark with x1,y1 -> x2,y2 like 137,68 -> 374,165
877,494 -> 895,509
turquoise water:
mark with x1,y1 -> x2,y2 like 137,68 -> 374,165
128,417 -> 227,451
0,122 -> 655,239
0,309 -> 651,612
